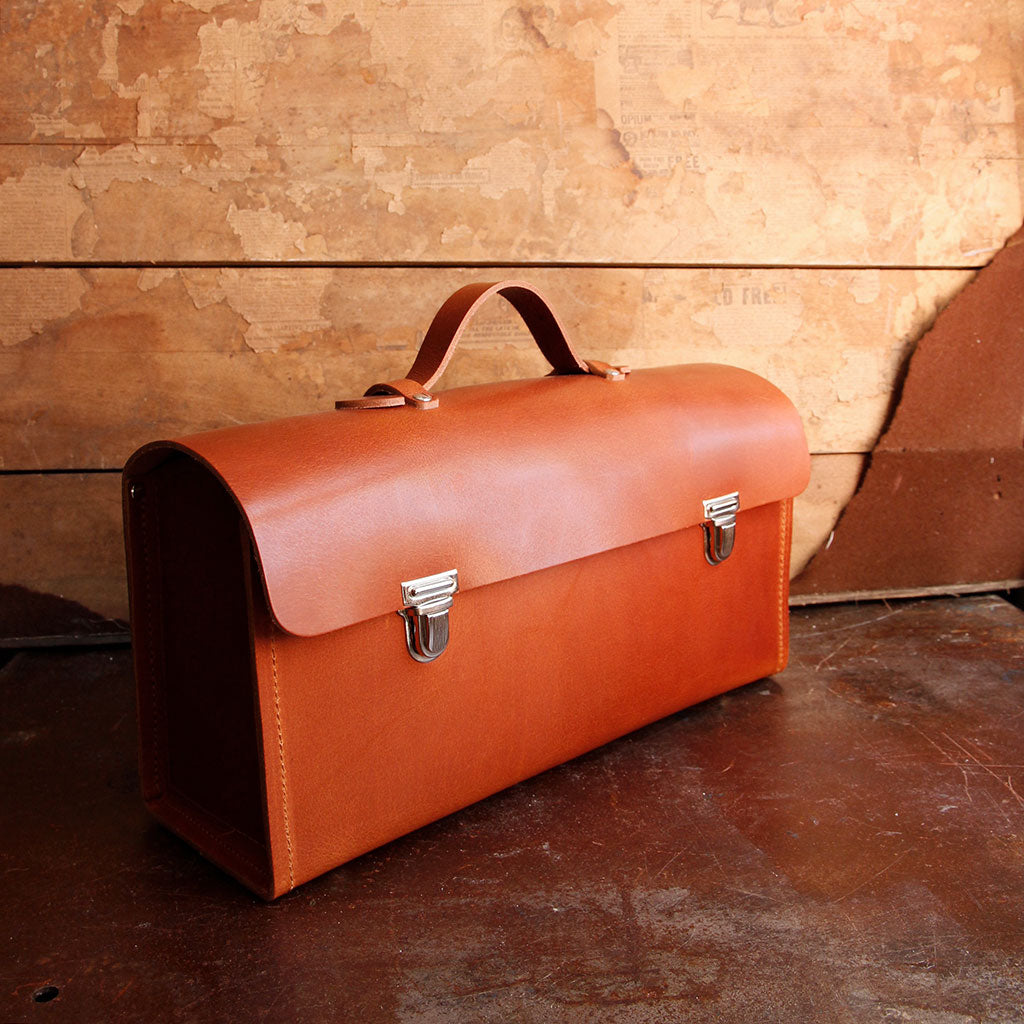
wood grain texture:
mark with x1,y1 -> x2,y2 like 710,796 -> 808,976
0,455 -> 854,623
1,266 -> 973,469
0,0 -> 1020,264
3,0 -> 1021,615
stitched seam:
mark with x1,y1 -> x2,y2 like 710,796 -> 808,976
159,793 -> 269,876
776,500 -> 789,672
271,630 -> 295,890
139,487 -> 163,795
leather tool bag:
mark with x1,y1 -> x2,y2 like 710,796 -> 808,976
123,280 -> 811,899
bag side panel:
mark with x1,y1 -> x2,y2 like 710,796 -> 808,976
261,500 -> 791,893
125,455 -> 275,898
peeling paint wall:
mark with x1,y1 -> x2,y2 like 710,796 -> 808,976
0,0 -> 1022,619
2,0 -> 1021,263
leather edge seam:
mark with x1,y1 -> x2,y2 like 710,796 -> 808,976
270,629 -> 295,891
775,499 -> 789,674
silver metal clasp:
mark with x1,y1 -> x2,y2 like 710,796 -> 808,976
398,569 -> 459,663
702,492 -> 740,566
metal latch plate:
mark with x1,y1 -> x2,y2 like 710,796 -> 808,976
702,492 -> 740,565
398,569 -> 459,663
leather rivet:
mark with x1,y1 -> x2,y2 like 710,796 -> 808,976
413,393 -> 431,402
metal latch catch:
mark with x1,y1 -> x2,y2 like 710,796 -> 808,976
398,569 -> 459,663
702,492 -> 740,566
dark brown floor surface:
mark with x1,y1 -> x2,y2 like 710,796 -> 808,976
2,595 -> 1023,1023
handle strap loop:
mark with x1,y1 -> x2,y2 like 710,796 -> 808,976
336,281 -> 627,410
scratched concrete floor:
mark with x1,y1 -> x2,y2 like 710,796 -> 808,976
3,595 -> 1023,1023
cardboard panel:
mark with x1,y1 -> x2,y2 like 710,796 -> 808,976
793,228 -> 1024,599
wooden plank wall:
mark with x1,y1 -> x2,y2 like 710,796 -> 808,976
2,0 -> 1022,620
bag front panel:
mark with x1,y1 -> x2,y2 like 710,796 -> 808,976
255,499 -> 792,895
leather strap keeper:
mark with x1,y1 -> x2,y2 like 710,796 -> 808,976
123,281 -> 810,898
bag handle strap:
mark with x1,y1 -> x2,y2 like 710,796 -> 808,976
336,280 -> 628,410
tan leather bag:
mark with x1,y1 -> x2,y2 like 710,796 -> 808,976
123,281 -> 810,899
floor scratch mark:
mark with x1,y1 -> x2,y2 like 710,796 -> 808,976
815,637 -> 852,672
959,765 -> 973,805
942,732 -> 1024,810
792,606 -> 908,639
830,848 -> 912,904
653,850 -> 683,880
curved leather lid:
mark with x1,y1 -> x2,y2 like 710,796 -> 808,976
125,364 -> 810,637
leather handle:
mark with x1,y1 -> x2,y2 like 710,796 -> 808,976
336,281 -> 627,410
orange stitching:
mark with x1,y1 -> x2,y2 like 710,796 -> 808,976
776,500 -> 789,672
271,630 -> 295,890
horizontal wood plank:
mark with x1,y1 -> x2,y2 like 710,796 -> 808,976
0,266 -> 973,469
0,455 -> 859,621
0,0 -> 1019,264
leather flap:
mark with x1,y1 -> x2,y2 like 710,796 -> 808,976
125,364 -> 810,637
